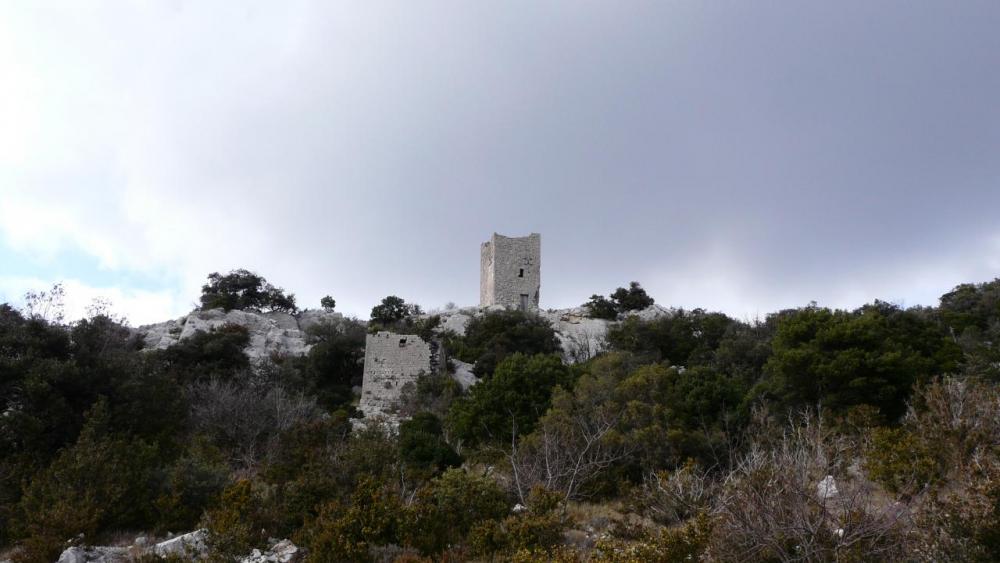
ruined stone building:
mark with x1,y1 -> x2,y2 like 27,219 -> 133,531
480,232 -> 541,311
358,331 -> 434,419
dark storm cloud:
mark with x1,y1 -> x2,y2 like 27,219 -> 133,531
1,2 -> 998,322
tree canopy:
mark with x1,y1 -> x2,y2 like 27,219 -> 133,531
199,270 -> 297,313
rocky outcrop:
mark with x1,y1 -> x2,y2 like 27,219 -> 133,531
153,529 -> 208,558
137,309 -> 345,360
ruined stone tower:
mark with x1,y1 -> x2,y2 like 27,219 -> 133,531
359,331 -> 433,420
480,232 -> 541,311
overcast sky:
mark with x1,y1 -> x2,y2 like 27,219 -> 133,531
1,2 -> 999,325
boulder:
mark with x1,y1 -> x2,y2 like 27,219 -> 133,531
451,359 -> 478,390
817,475 -> 839,500
154,529 -> 208,558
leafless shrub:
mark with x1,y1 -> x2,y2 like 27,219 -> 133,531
561,329 -> 606,363
638,462 -> 717,526
711,412 -> 910,562
905,376 -> 1000,473
506,401 -> 632,504
22,283 -> 65,323
187,378 -> 320,469
899,377 -> 1000,560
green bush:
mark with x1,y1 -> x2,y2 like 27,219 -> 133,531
16,399 -> 159,562
296,476 -> 402,561
607,309 -> 735,367
448,310 -> 560,377
467,488 -> 564,558
154,437 -> 230,533
585,294 -> 618,320
447,353 -> 572,448
300,317 -> 366,409
401,469 -> 508,554
865,427 -> 940,496
370,295 -> 422,326
594,512 -> 713,563
759,302 -> 960,419
398,413 -> 462,478
203,479 -> 277,558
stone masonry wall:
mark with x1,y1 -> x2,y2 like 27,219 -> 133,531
359,331 -> 433,418
480,232 -> 541,310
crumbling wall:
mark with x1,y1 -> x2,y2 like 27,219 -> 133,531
480,232 -> 541,310
359,331 -> 433,419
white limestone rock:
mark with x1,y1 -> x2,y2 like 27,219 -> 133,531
451,359 -> 478,390
440,311 -> 473,336
817,475 -> 839,500
137,309 -> 345,361
154,529 -> 208,558
56,546 -> 128,563
625,304 -> 673,321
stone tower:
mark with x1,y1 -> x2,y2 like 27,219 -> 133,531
480,232 -> 541,311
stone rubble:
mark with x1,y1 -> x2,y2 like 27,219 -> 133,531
52,531 -> 299,562
240,539 -> 300,563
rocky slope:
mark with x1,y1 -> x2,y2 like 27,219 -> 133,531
136,304 -> 674,365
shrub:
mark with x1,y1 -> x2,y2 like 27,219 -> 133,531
594,512 -> 713,563
320,295 -> 336,311
759,302 -> 960,419
301,317 -> 367,409
585,295 -> 618,320
199,269 -> 297,313
401,469 -> 508,554
710,413 -> 910,561
607,309 -> 735,367
154,437 -> 230,533
398,413 -> 462,478
16,399 -> 159,562
370,295 -> 421,325
447,353 -> 572,448
635,462 -> 716,526
448,310 -> 560,377
153,324 -> 251,383
467,488 -> 564,558
610,282 -> 655,312
295,476 -> 402,561
864,427 -> 939,496
203,479 -> 274,558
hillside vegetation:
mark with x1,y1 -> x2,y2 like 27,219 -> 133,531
3,272 -> 1000,562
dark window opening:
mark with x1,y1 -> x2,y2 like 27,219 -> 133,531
399,338 -> 407,347
518,268 -> 524,278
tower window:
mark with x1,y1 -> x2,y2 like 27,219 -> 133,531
518,268 -> 524,278
399,338 -> 407,347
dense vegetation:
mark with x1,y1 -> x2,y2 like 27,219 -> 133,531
2,275 -> 1000,561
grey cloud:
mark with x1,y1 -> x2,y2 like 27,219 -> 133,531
1,1 -> 998,321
